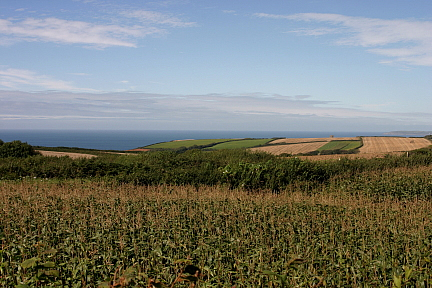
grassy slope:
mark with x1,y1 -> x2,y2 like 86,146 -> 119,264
209,138 -> 273,149
144,139 -> 236,149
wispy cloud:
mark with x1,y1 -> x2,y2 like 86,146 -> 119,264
254,13 -> 432,67
122,10 -> 196,27
0,17 -> 163,48
0,68 -> 97,91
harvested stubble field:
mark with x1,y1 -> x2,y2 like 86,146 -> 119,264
252,137 -> 360,156
250,141 -> 328,155
269,137 -> 359,145
253,136 -> 431,159
1,176 -> 432,287
359,137 -> 431,154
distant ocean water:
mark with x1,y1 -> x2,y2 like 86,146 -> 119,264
0,130 -> 386,151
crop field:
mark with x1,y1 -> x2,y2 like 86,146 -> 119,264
250,142 -> 329,155
317,140 -> 362,151
359,137 -> 431,154
2,139 -> 432,286
209,138 -> 273,150
269,137 -> 358,145
144,139 -> 235,149
1,172 -> 432,287
37,150 -> 97,159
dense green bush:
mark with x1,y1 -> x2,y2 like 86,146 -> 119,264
1,147 -> 432,196
221,158 -> 328,191
0,140 -> 39,158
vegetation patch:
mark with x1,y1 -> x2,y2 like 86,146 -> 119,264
2,140 -> 432,286
317,140 -> 362,151
209,138 -> 274,150
143,138 -> 236,149
1,180 -> 432,287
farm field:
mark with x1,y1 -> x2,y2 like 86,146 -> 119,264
250,141 -> 327,155
1,174 -> 432,287
359,137 -> 431,154
253,136 -> 431,157
2,139 -> 432,286
317,140 -> 362,151
37,150 -> 97,159
144,138 -> 235,149
209,138 -> 273,149
251,137 -> 362,156
269,137 -> 358,145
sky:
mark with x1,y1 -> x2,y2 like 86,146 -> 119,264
0,0 -> 431,132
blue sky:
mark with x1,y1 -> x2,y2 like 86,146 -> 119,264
0,0 -> 431,132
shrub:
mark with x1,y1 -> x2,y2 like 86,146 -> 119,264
0,140 -> 39,158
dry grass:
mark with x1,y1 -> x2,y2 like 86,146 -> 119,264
359,137 -> 431,154
1,179 -> 431,218
297,152 -> 405,161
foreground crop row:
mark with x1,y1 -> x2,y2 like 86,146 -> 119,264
1,179 -> 432,287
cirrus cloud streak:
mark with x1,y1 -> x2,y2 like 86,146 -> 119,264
254,13 -> 432,67
0,9 -> 195,48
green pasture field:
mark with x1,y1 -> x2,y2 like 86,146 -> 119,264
317,140 -> 362,151
209,138 -> 273,150
144,138 -> 235,149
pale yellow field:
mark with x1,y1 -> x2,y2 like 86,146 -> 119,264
359,137 -> 431,154
269,137 -> 359,144
37,150 -> 97,159
250,141 -> 328,155
252,136 -> 431,158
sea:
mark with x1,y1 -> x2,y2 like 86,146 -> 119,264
0,129 -> 392,151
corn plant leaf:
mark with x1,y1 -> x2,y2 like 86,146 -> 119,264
97,281 -> 111,287
43,270 -> 60,277
393,274 -> 402,288
123,266 -> 137,282
41,261 -> 56,268
21,258 -> 40,269
42,248 -> 58,255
